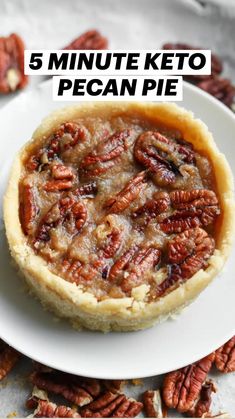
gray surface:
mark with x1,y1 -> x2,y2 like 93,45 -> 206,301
0,356 -> 235,417
0,0 -> 235,416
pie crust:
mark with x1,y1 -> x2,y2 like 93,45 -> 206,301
4,102 -> 235,332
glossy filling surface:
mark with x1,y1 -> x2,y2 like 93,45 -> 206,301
19,115 -> 220,301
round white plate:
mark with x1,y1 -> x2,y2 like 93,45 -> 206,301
0,81 -> 235,379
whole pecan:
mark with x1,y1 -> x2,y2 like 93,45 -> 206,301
133,191 -> 170,228
27,122 -> 85,171
30,371 -> 101,407
19,183 -> 38,235
108,245 -> 139,281
62,258 -> 83,280
43,179 -> 74,192
187,380 -> 216,418
162,43 -> 223,81
0,340 -> 20,381
33,400 -> 81,418
109,245 -> 161,292
134,132 -> 195,186
51,163 -> 74,180
143,390 -> 167,418
64,30 -> 108,50
35,196 -> 87,243
162,353 -> 215,413
197,76 -> 235,108
157,227 -> 214,296
160,189 -> 220,234
101,228 -> 123,259
80,130 -> 131,178
81,391 -> 143,418
215,336 -> 235,373
104,171 -> 147,214
0,33 -> 28,94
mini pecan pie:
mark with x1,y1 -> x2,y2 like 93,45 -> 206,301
4,103 -> 235,332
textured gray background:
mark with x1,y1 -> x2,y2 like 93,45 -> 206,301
0,0 -> 235,416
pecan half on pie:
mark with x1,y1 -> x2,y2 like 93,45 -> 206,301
4,103 -> 235,332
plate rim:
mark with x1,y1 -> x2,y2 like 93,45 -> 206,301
1,80 -> 235,379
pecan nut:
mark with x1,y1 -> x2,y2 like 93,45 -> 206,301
27,123 -> 85,171
215,336 -> 235,373
30,371 -> 101,407
109,245 -> 161,293
163,43 -> 223,81
51,163 -> 74,180
101,228 -> 123,259
197,76 -> 235,108
19,183 -> 38,235
102,380 -> 125,393
35,196 -> 87,243
134,132 -> 195,186
0,33 -> 28,93
143,390 -> 167,418
75,181 -> 98,198
157,227 -> 215,296
43,179 -> 73,192
80,130 -> 131,178
64,30 -> 108,50
133,191 -> 170,228
187,380 -> 216,418
0,340 -> 20,381
81,391 -> 143,418
160,189 -> 220,234
163,353 -> 215,412
33,400 -> 81,418
104,171 -> 147,214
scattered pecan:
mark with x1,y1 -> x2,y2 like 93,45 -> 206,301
0,33 -> 28,94
33,399 -> 81,418
30,371 -> 101,407
80,130 -> 131,177
51,163 -> 74,180
134,132 -> 195,186
35,196 -> 87,243
43,179 -> 73,192
27,123 -> 85,171
75,181 -> 98,198
160,189 -> 220,234
197,76 -> 235,108
81,391 -> 143,418
104,171 -> 147,214
187,380 -> 216,418
0,340 -> 20,381
19,183 -> 37,235
102,380 -> 125,393
157,227 -> 214,296
109,245 -> 161,292
215,336 -> 235,373
143,390 -> 167,418
64,29 -> 108,50
163,43 -> 223,82
163,352 -> 215,413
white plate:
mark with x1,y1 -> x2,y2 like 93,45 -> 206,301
0,80 -> 235,379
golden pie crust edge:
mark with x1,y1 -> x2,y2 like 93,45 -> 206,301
3,102 -> 235,332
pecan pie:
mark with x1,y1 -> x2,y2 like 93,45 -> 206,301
4,102 -> 235,331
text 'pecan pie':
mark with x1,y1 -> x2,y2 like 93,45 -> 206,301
4,102 -> 235,332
